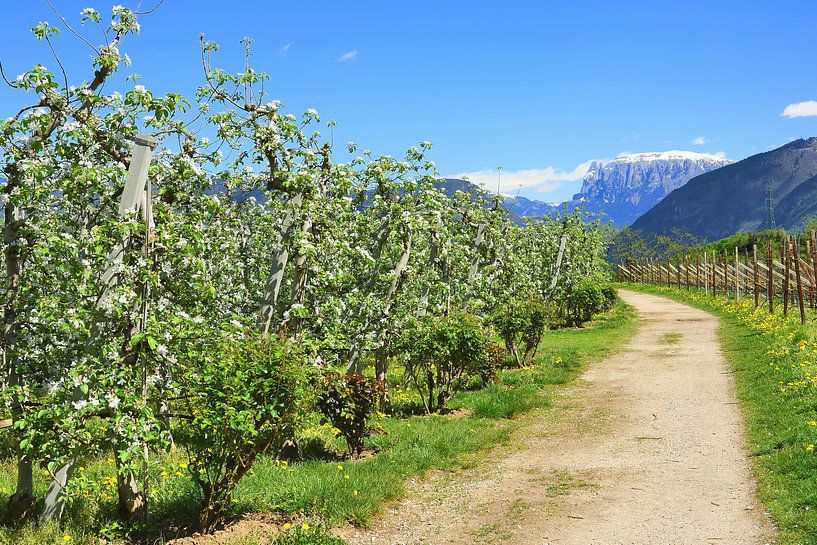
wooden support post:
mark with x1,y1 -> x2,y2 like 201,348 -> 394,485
704,252 -> 708,294
811,230 -> 817,310
783,238 -> 790,318
685,255 -> 690,290
753,244 -> 759,308
666,257 -> 671,288
734,247 -> 740,300
807,239 -> 815,310
696,254 -> 701,290
711,251 -> 717,297
794,236 -> 806,323
767,240 -> 774,313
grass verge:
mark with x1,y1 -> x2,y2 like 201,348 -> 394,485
621,283 -> 817,545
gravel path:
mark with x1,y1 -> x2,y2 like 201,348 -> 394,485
340,290 -> 775,545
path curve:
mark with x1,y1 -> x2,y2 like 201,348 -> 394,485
341,290 -> 775,545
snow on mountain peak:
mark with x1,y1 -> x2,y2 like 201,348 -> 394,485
611,150 -> 731,164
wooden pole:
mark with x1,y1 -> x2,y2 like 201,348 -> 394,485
696,254 -> 701,290
811,230 -> 817,310
783,238 -> 790,318
807,239 -> 815,310
685,255 -> 690,290
794,236 -> 806,323
767,240 -> 774,313
753,244 -> 759,308
734,247 -> 740,300
711,251 -> 717,297
676,256 -> 681,289
704,252 -> 708,294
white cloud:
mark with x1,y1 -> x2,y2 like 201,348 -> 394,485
337,50 -> 359,63
449,161 -> 593,195
279,43 -> 292,56
691,136 -> 708,145
781,101 -> 817,118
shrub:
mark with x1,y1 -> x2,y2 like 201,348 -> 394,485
600,284 -> 617,310
176,336 -> 315,532
482,345 -> 507,383
317,372 -> 383,458
490,296 -> 553,367
563,276 -> 606,325
398,312 -> 489,413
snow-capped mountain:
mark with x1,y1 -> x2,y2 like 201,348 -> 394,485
568,150 -> 731,225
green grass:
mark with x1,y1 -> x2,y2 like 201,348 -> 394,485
658,331 -> 683,344
450,383 -> 548,419
0,298 -> 638,545
621,283 -> 817,545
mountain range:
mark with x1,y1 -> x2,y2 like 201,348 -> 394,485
631,138 -> 817,240
444,150 -> 731,226
567,151 -> 731,225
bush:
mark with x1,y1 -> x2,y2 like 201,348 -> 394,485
398,312 -> 489,413
317,372 -> 383,458
482,345 -> 507,383
563,276 -> 606,325
600,284 -> 617,310
490,296 -> 553,367
176,336 -> 315,532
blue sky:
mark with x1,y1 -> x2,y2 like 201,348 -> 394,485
2,1 -> 817,201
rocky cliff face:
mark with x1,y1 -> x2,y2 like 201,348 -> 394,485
631,138 -> 817,240
570,151 -> 732,225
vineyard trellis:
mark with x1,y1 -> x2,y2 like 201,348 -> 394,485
617,232 -> 817,324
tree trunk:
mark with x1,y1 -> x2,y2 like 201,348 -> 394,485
259,192 -> 302,334
3,187 -> 36,522
346,233 -> 412,375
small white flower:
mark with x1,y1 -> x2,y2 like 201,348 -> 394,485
133,84 -> 147,94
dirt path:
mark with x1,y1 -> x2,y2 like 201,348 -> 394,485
340,290 -> 775,545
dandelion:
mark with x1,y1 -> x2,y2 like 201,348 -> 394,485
807,444 -> 815,452
283,523 -> 292,530
337,465 -> 344,471
353,489 -> 359,496
301,523 -> 310,530
344,474 -> 350,479
63,535 -> 72,542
